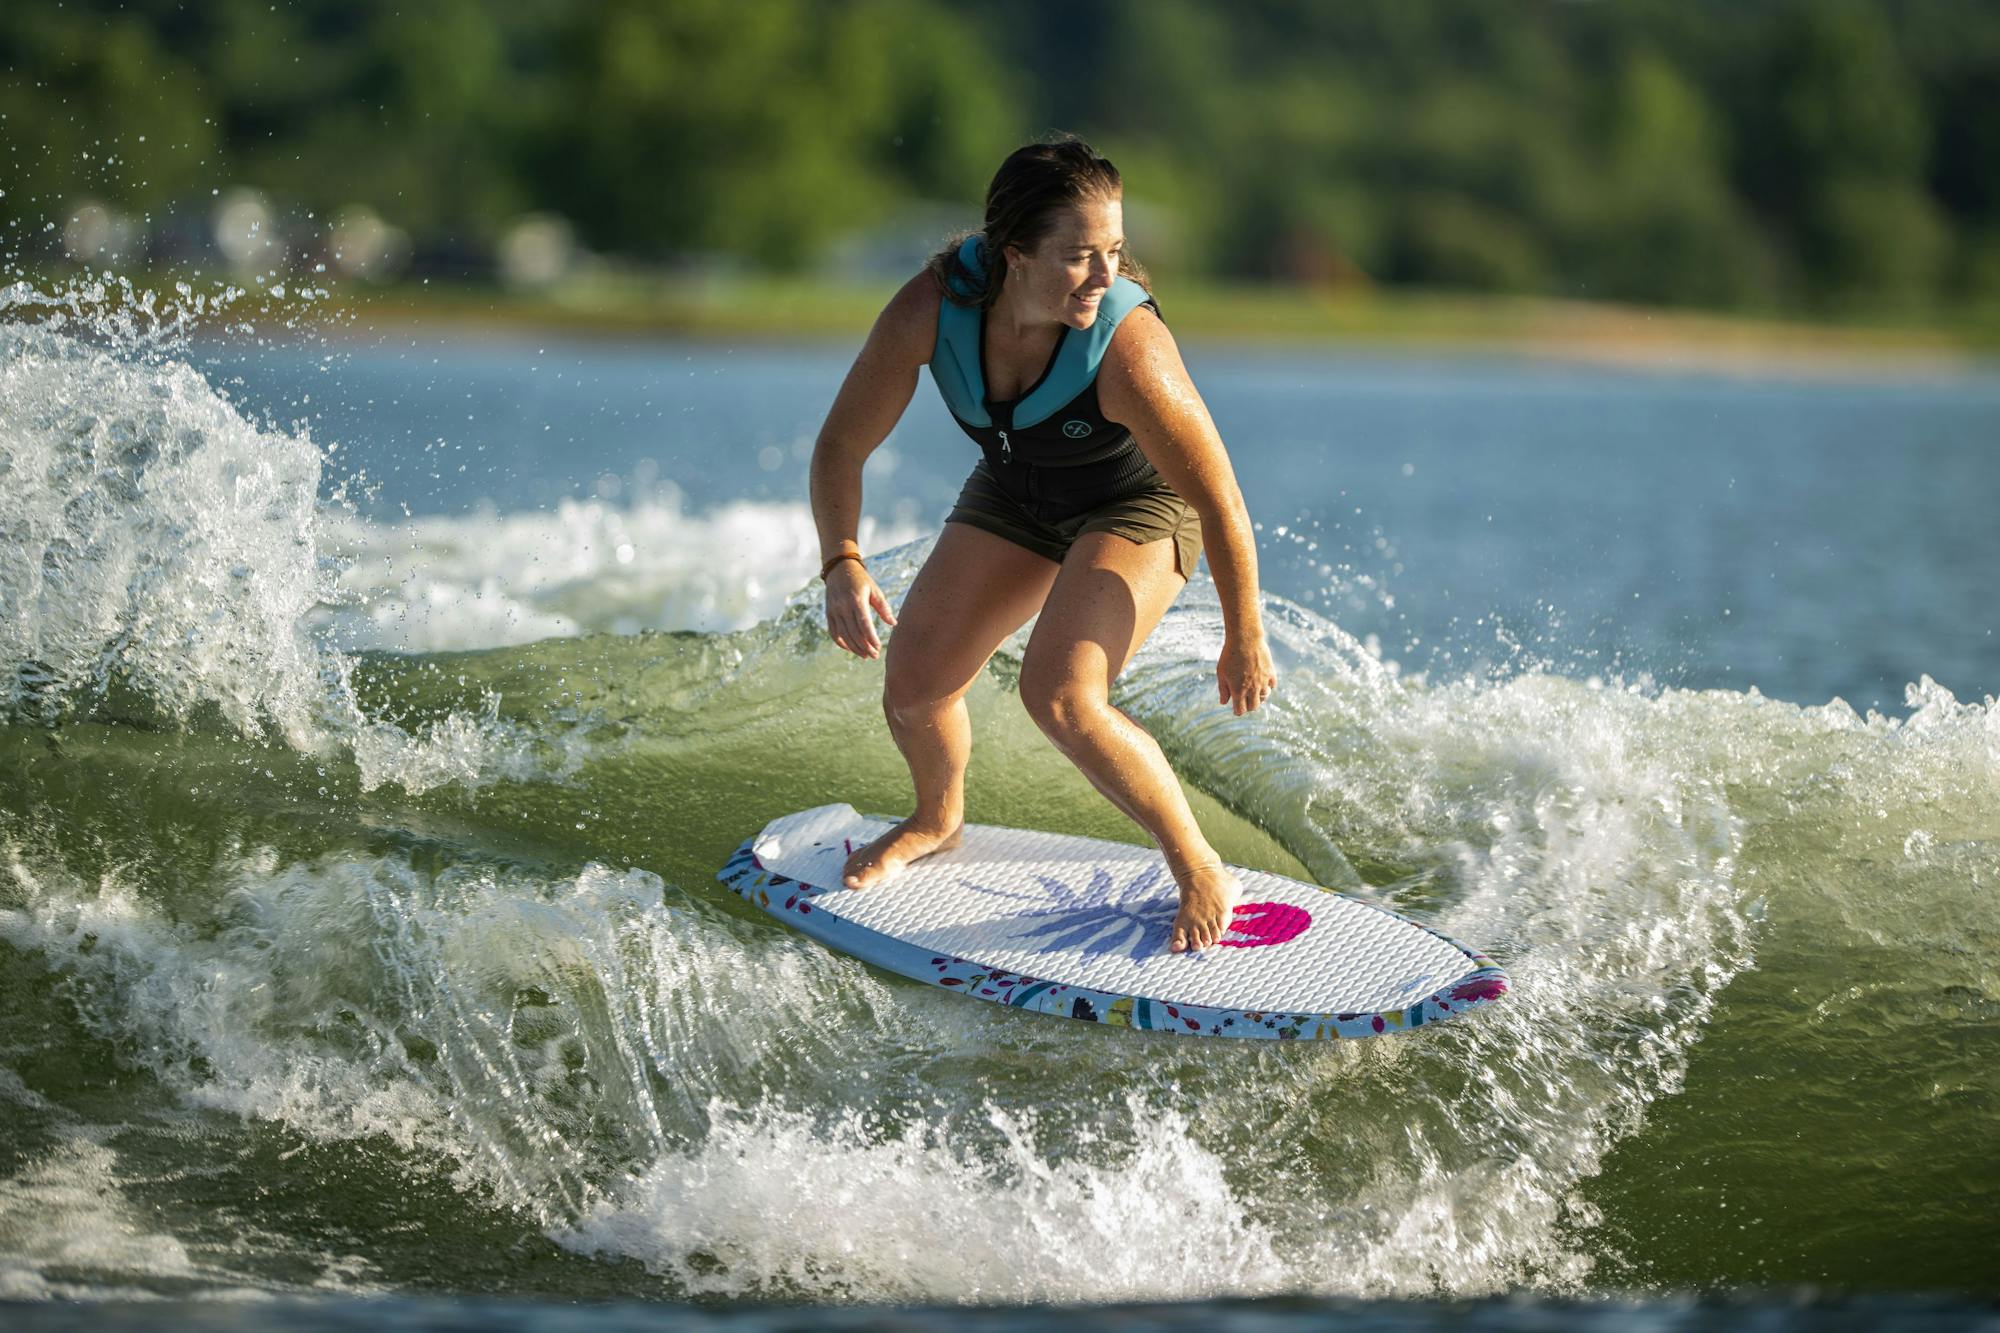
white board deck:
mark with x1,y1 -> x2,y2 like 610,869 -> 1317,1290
717,804 -> 1507,1040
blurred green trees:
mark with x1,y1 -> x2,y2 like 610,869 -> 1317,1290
2,0 -> 1995,316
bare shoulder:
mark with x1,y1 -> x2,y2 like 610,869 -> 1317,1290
868,270 -> 944,368
1099,302 -> 1198,421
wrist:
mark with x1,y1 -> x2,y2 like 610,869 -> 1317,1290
820,550 -> 865,581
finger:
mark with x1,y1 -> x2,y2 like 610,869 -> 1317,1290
870,586 -> 898,627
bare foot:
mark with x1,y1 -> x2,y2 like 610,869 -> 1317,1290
841,819 -> 962,890
1169,862 -> 1242,953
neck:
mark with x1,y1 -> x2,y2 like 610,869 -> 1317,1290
990,279 -> 1052,341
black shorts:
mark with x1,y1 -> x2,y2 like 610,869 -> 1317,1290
944,461 -> 1204,579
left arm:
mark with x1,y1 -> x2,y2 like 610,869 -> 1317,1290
1098,306 -> 1277,715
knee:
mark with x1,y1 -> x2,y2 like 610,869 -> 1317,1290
881,659 -> 953,731
1019,674 -> 1106,746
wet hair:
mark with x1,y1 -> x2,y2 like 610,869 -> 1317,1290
926,134 -> 1150,309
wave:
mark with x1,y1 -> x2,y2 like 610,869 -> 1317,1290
6,654 -> 1992,1300
2,298 -> 1996,1304
318,494 -> 927,653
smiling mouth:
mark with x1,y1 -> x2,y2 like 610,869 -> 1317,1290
1072,290 -> 1105,306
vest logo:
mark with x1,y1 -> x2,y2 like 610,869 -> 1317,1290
1062,419 -> 1093,438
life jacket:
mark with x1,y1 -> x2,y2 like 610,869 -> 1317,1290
927,234 -> 1162,521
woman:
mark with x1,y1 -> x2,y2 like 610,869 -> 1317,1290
809,136 -> 1276,955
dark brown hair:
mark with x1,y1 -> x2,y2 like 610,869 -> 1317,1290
926,134 -> 1149,309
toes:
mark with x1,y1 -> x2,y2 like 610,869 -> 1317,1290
1171,924 -> 1189,953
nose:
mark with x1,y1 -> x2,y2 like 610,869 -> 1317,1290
1090,252 -> 1114,285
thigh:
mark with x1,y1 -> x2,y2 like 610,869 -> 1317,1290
1074,487 -> 1203,582
1019,530 -> 1187,702
885,521 -> 1061,703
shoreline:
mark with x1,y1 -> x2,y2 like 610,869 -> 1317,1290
318,276 -> 1991,380
16,266 -> 1993,378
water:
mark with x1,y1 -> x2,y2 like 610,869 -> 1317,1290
200,328 -> 2000,708
1,279 -> 1996,1321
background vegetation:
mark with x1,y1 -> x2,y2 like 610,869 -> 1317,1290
4,0 -> 1998,322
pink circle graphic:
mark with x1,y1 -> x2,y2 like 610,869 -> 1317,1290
1220,901 -> 1312,948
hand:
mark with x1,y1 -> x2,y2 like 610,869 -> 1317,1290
824,560 -> 897,659
1217,631 -> 1277,715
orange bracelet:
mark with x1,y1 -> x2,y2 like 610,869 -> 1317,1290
819,551 -> 865,580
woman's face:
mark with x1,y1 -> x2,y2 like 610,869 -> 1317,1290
1004,193 -> 1125,330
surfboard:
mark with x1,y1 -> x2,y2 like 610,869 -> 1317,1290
716,804 -> 1507,1040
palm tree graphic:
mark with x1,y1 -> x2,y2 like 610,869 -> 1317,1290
960,864 -> 1182,966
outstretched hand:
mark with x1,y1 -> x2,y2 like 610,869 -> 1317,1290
825,562 -> 898,659
1217,632 -> 1277,715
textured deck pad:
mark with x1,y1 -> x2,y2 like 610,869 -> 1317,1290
717,804 -> 1507,1040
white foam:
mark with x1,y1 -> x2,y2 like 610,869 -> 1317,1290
558,1098 -> 1289,1303
0,316 -> 648,793
0,322 -> 328,746
0,1138 -> 198,1297
318,494 -> 927,653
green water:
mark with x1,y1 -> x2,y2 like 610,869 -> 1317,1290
4,584 -> 1994,1302
2,309 -> 1996,1308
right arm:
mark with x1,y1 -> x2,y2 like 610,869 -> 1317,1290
810,271 -> 939,658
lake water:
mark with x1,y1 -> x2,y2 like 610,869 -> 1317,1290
214,329 -> 2000,709
1,296 -> 1996,1324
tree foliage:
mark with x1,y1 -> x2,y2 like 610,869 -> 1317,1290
2,0 -> 1994,314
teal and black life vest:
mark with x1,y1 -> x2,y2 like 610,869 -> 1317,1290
927,234 -> 1163,520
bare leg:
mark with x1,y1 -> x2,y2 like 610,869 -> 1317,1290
843,522 -> 1058,889
1018,532 -> 1239,953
